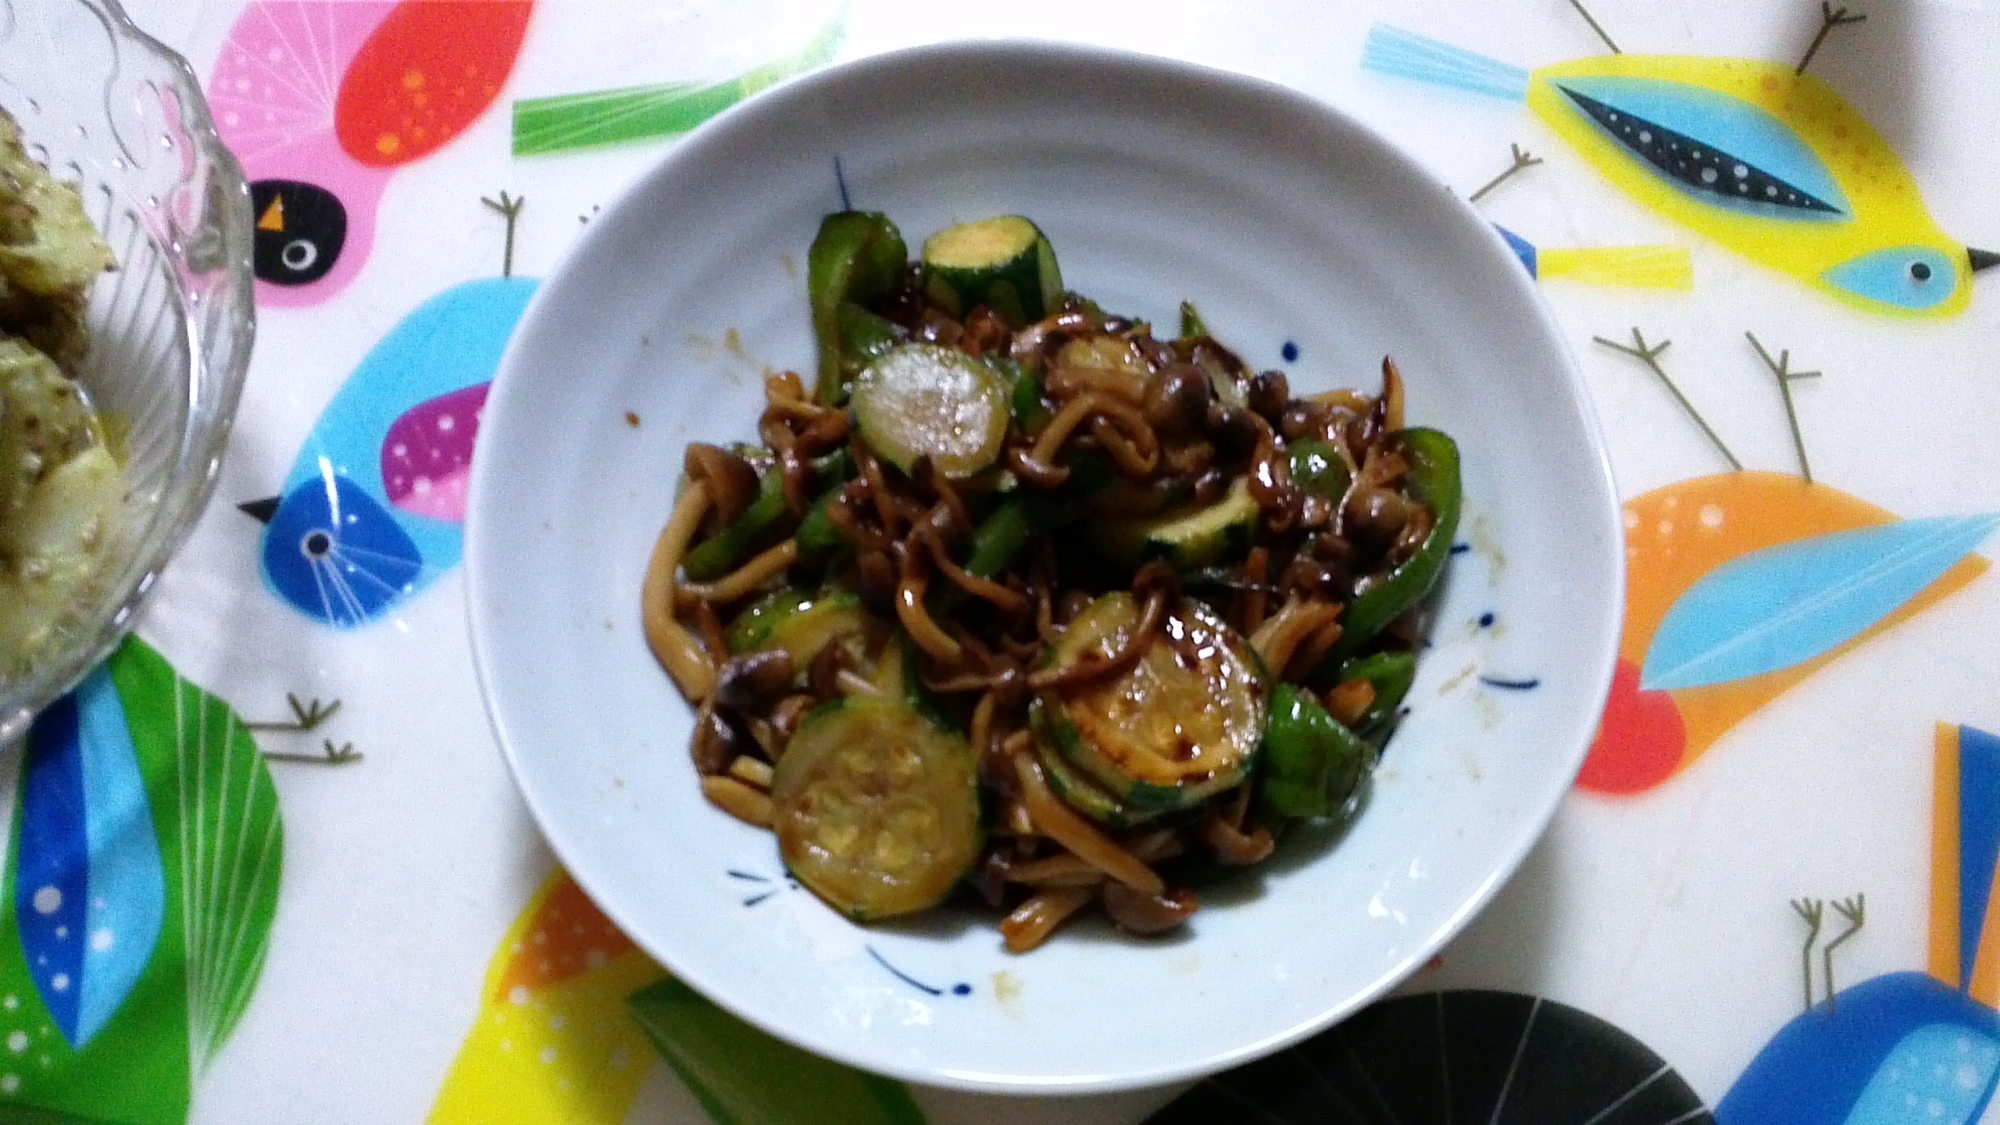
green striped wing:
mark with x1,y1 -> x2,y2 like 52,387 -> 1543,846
111,642 -> 285,1067
511,5 -> 845,155
0,638 -> 282,1125
626,978 -> 928,1125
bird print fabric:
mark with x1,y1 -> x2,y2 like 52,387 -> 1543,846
0,639 -> 282,1125
1714,724 -> 2000,1124
1361,25 -> 1996,316
208,1 -> 532,305
245,276 -> 538,627
426,870 -> 665,1125
1582,473 -> 1990,796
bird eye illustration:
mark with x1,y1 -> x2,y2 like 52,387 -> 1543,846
250,180 -> 347,286
1823,246 -> 1959,311
281,239 -> 319,274
299,529 -> 334,560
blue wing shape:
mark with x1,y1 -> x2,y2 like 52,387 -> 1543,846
282,276 -> 538,504
18,665 -> 166,1048
1960,726 -> 2000,991
1642,515 -> 2000,691
1492,224 -> 1538,276
1553,75 -> 1850,219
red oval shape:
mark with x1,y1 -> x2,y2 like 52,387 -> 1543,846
336,0 -> 533,167
1576,658 -> 1687,795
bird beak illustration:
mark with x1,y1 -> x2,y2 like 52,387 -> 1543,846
1971,247 -> 2000,274
238,496 -> 280,524
257,194 -> 285,234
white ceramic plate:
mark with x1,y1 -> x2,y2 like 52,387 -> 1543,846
467,41 -> 1623,1094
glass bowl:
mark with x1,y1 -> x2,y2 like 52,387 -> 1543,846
0,0 -> 255,742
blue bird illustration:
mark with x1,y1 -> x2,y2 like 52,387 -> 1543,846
1715,724 -> 2000,1124
240,196 -> 535,628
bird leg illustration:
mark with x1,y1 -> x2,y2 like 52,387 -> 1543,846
1745,331 -> 1823,483
481,190 -> 525,279
245,692 -> 341,732
263,741 -> 363,765
1467,143 -> 1544,203
249,693 -> 364,765
1594,328 -> 1744,471
1565,0 -> 1622,55
1791,897 -> 1825,1010
1821,893 -> 1865,1010
1796,2 -> 1867,76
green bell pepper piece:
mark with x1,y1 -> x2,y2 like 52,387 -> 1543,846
808,212 -> 908,403
794,485 -> 847,566
1258,683 -> 1373,820
1317,426 -> 1461,670
683,473 -> 789,581
683,449 -> 854,581
835,302 -> 906,375
962,499 -> 1031,578
1334,650 -> 1416,742
1288,439 -> 1351,501
999,358 -> 1051,433
927,499 -> 1032,616
1177,300 -> 1209,341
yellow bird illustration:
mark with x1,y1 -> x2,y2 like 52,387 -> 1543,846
1363,24 -> 1997,317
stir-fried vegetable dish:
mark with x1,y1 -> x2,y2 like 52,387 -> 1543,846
0,108 -> 122,677
642,210 -> 1460,951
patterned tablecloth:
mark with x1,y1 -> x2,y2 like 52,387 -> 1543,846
6,0 -> 1999,1121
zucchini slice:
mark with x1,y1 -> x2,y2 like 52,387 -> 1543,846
850,343 -> 1010,478
1089,477 -> 1259,571
725,588 -> 869,667
1039,592 -> 1265,811
1030,702 -> 1167,829
920,215 -> 1062,327
770,697 -> 984,921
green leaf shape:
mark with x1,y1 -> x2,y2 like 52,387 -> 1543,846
104,642 -> 284,1067
626,978 -> 928,1125
512,7 -> 845,155
0,640 -> 190,1124
0,636 -> 286,1123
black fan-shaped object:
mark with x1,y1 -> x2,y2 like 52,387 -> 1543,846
1148,990 -> 1712,1125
